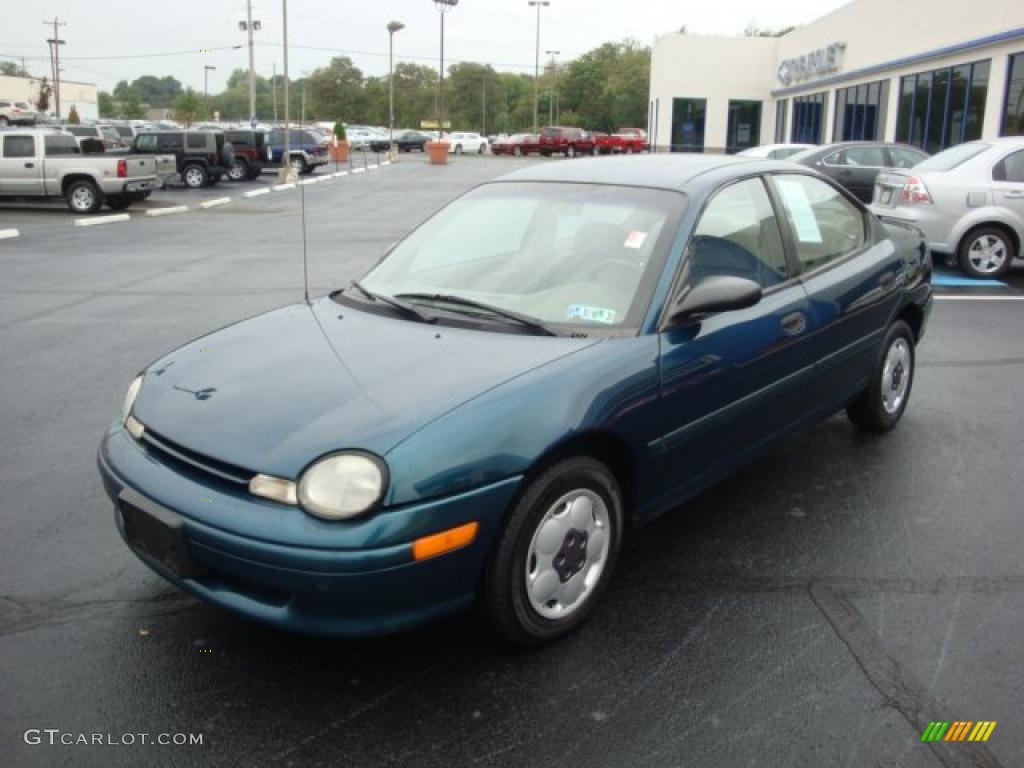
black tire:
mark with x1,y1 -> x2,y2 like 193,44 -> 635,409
227,159 -> 249,182
540,150 -> 551,157
480,456 -> 623,646
625,145 -> 634,155
106,196 -> 131,211
478,143 -> 486,154
289,155 -> 308,175
65,180 -> 102,214
182,164 -> 208,189
455,144 -> 463,155
245,166 -> 262,180
513,146 -> 523,156
846,320 -> 916,433
566,145 -> 576,158
957,226 -> 1015,279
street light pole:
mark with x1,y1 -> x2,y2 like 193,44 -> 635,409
528,0 -> 549,134
387,21 -> 405,157
432,1 -> 459,137
279,0 -> 293,182
240,1 -> 261,126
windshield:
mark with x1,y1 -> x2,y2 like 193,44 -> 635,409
358,182 -> 684,330
913,142 -> 990,172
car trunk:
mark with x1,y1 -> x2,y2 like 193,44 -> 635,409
872,169 -> 913,207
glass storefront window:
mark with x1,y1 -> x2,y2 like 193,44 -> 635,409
775,99 -> 788,143
726,100 -> 761,154
1003,52 -> 1024,136
896,59 -> 989,151
791,92 -> 826,144
671,97 -> 706,152
833,79 -> 889,141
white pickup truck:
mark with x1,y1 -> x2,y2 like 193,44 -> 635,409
0,129 -> 159,213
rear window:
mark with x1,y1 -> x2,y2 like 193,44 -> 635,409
114,126 -> 133,138
914,142 -> 990,172
44,134 -> 81,156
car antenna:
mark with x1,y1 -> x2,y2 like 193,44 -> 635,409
300,178 -> 310,305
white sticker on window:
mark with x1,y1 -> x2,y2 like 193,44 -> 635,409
775,179 -> 823,243
568,305 -> 617,324
624,230 -> 648,249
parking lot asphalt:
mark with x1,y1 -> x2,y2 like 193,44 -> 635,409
1,154 -> 1022,768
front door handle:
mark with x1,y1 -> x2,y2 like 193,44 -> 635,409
1004,190 -> 1024,199
24,162 -> 34,168
781,312 -> 807,336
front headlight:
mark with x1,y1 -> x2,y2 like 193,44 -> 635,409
122,375 -> 143,424
297,452 -> 387,520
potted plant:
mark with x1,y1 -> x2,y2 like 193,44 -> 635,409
331,121 -> 349,163
426,131 -> 450,165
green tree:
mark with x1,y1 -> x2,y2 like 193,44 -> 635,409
305,57 -> 365,123
0,61 -> 29,77
173,88 -> 204,125
120,89 -> 145,119
98,91 -> 115,117
560,40 -> 650,132
392,62 -> 439,129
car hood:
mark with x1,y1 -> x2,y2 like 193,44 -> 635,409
132,297 -> 598,478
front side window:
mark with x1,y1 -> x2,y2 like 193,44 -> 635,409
158,134 -> 181,151
772,174 -> 865,272
359,182 -> 684,329
3,135 -> 34,158
186,133 -> 206,149
688,178 -> 788,289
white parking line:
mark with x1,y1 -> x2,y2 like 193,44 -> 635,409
243,188 -> 270,198
145,206 -> 189,217
74,213 -> 131,227
272,182 -> 296,191
333,171 -> 349,177
199,197 -> 231,209
352,168 -> 366,174
934,295 -> 1024,301
0,228 -> 19,240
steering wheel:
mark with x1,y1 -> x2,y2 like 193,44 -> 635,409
588,258 -> 644,282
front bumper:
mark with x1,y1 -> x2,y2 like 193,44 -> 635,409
98,425 -> 521,635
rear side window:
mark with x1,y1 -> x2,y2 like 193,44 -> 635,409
772,174 -> 865,272
158,134 -> 181,151
186,133 -> 206,149
993,150 -> 1024,182
3,135 -> 34,158
689,178 -> 789,288
44,135 -> 81,156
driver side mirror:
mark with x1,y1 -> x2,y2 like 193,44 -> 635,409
669,276 -> 762,324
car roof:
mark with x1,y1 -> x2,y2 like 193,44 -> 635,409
495,154 -> 775,191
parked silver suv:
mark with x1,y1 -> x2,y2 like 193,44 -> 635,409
0,99 -> 38,126
871,138 -> 1024,278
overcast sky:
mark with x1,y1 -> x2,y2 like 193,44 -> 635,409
1,0 -> 849,92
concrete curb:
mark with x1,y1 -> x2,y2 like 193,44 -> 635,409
145,206 -> 189,217
333,171 -> 349,177
74,214 -> 131,227
272,182 -> 296,191
243,188 -> 270,198
199,197 -> 232,209
0,228 -> 19,240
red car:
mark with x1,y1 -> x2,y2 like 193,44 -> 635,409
593,128 -> 650,155
492,133 -> 540,156
538,126 -> 596,158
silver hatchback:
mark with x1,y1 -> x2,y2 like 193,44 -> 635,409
870,138 -> 1024,278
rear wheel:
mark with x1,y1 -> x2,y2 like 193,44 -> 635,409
455,144 -> 463,154
481,456 -> 623,646
182,164 -> 208,189
847,320 -> 915,432
513,146 -> 523,156
289,155 -> 307,175
227,159 -> 249,181
958,226 -> 1014,279
65,180 -> 102,214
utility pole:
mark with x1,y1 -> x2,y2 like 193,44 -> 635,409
43,17 -> 66,119
545,50 -> 559,126
433,0 -> 459,138
239,1 -> 261,126
279,0 -> 292,182
387,21 -> 405,156
272,61 -> 278,122
528,1 -> 550,134
481,73 -> 486,136
301,83 -> 306,125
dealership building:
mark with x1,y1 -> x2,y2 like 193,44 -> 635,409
648,0 -> 1024,154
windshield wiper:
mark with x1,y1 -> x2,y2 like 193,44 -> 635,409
348,281 -> 436,324
394,292 -> 557,336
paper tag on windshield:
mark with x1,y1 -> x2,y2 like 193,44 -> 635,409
624,230 -> 648,249
568,305 -> 617,324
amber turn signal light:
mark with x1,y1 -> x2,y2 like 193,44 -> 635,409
412,521 -> 479,561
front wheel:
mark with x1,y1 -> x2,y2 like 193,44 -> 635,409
958,226 -> 1014,279
481,456 -> 623,646
182,164 -> 208,189
227,159 -> 249,181
847,320 -> 915,432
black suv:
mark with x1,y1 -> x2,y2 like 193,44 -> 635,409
130,130 -> 233,188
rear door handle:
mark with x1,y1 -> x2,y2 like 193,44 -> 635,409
781,312 -> 807,336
